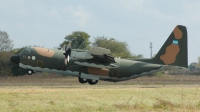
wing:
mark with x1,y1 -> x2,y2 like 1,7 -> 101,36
74,61 -> 118,69
73,47 -> 119,69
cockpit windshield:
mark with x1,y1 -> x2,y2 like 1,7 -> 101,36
18,48 -> 31,55
24,48 -> 31,53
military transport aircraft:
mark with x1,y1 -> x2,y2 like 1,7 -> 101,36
10,25 -> 188,85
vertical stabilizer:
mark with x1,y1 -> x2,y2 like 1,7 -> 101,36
152,25 -> 188,68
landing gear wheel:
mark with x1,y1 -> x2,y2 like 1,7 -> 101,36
78,77 -> 88,84
27,69 -> 33,75
88,79 -> 98,85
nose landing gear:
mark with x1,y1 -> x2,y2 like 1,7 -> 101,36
27,69 -> 34,75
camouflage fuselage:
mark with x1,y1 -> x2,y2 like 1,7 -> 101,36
18,47 -> 162,81
11,25 -> 188,83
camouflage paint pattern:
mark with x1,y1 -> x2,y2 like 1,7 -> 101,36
160,44 -> 180,65
160,26 -> 183,65
11,25 -> 188,83
34,47 -> 55,57
133,25 -> 188,68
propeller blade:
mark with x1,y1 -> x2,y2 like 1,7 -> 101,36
67,55 -> 70,62
66,41 -> 71,51
65,58 -> 68,65
63,41 -> 72,65
62,44 -> 66,51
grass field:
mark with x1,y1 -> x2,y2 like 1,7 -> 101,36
0,85 -> 200,112
0,74 -> 200,112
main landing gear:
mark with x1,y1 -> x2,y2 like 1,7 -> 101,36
78,77 -> 88,84
78,77 -> 98,85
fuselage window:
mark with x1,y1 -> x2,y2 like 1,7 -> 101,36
32,56 -> 36,60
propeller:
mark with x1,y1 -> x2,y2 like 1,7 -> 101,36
63,41 -> 72,65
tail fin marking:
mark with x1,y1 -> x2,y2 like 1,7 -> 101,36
153,25 -> 188,68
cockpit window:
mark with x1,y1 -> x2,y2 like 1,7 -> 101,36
25,48 -> 31,53
18,48 -> 31,55
19,49 -> 25,54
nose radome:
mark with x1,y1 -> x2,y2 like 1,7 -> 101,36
10,55 -> 20,65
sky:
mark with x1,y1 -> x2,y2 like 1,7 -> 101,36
1,0 -> 200,64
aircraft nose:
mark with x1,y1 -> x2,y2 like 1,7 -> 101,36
10,55 -> 20,65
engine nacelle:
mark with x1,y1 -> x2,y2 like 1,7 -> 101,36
88,47 -> 111,55
71,51 -> 93,60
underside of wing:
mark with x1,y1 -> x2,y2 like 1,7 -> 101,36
73,47 -> 118,69
74,61 -> 119,69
